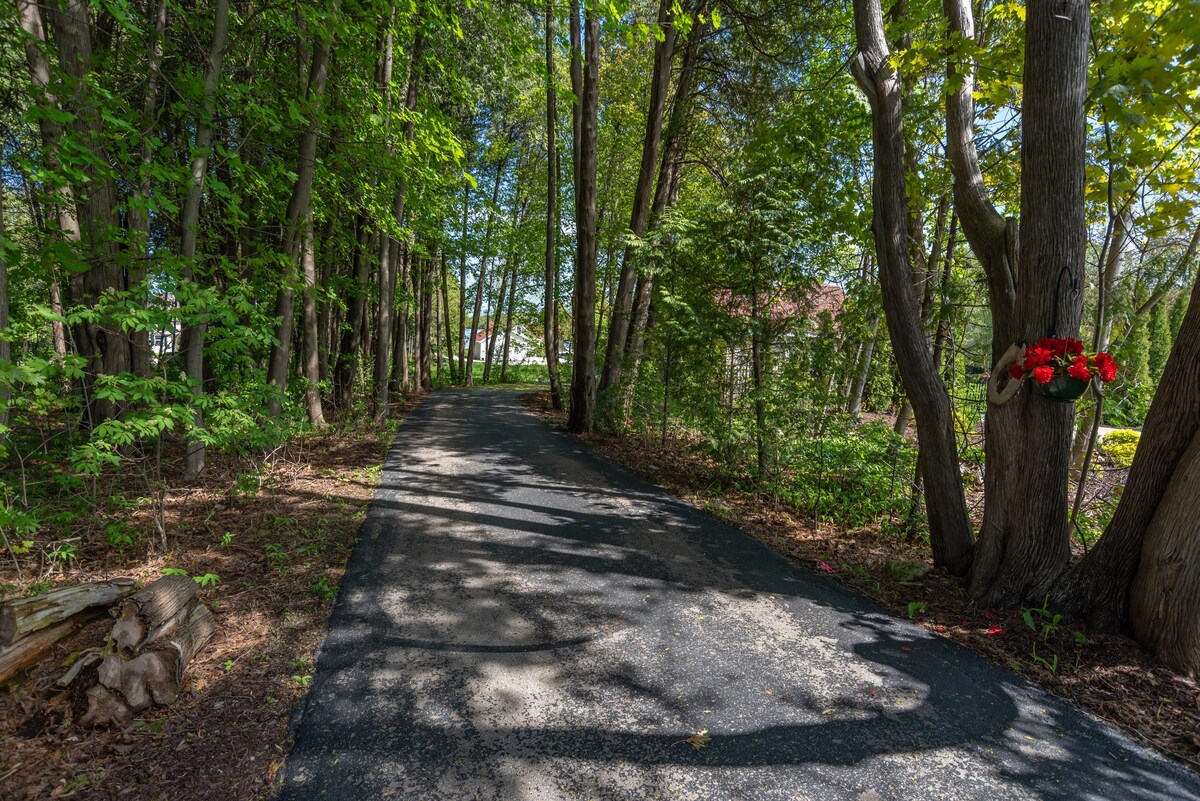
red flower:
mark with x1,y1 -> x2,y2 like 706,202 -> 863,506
1067,355 -> 1091,382
1022,345 -> 1054,371
1009,364 -> 1024,380
1092,352 -> 1119,383
986,626 -> 1005,636
1032,365 -> 1055,384
1066,338 -> 1084,356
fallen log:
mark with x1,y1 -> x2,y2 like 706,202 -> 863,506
109,575 -> 197,655
86,601 -> 216,725
0,579 -> 136,645
0,609 -> 103,684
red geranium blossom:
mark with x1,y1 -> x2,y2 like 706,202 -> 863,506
1092,352 -> 1118,383
1067,355 -> 1091,382
1011,338 -> 1120,389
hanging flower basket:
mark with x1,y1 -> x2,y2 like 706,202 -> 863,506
1038,373 -> 1090,402
1007,337 -> 1119,404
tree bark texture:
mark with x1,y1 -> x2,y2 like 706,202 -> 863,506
1057,272 -> 1200,642
179,0 -> 231,475
267,21 -> 333,418
545,0 -> 564,408
967,0 -> 1090,605
852,0 -> 975,574
598,0 -> 677,408
568,2 -> 600,433
47,0 -> 133,425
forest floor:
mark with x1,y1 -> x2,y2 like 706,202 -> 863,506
519,390 -> 1200,778
0,397 -> 419,801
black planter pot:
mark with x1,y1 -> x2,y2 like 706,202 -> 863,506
1038,373 -> 1089,402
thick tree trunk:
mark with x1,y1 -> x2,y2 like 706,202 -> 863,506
48,0 -> 133,425
568,2 -> 599,433
267,22 -> 333,418
85,601 -> 216,726
597,0 -> 677,411
967,0 -> 1090,605
1130,431 -> 1200,676
178,0 -> 231,475
544,0 -> 564,408
1056,273 -> 1200,636
621,23 -> 701,418
109,575 -> 198,655
852,0 -> 974,574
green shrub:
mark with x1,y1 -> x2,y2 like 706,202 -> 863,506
1101,429 -> 1140,467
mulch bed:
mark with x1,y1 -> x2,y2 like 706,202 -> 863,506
0,398 -> 419,801
518,390 -> 1200,775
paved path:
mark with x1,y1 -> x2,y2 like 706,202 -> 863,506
280,389 -> 1199,801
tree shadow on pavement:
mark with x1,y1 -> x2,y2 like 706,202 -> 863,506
279,390 -> 1199,801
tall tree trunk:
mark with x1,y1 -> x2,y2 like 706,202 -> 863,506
852,0 -> 974,574
334,214 -> 371,406
177,0 -> 230,476
373,23 -> 422,417
458,183 -> 469,381
42,0 -> 132,425
749,253 -> 767,477
441,248 -> 458,383
501,257 -> 518,382
126,0 -> 167,379
17,1 -> 76,367
485,190 -> 524,383
392,242 -> 410,395
569,0 -> 582,182
466,158 -> 506,386
300,214 -> 325,427
484,264 -> 509,383
266,16 -> 334,418
970,0 -> 1090,604
568,1 -> 599,433
621,17 -> 701,418
0,164 -> 9,436
544,0 -> 564,408
418,252 -> 433,390
598,0 -> 677,412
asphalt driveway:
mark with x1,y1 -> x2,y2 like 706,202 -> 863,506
278,389 -> 1200,801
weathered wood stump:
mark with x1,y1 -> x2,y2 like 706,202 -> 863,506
109,574 -> 197,655
82,600 -> 216,726
0,579 -> 136,644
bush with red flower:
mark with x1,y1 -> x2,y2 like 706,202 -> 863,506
1008,337 -> 1119,385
